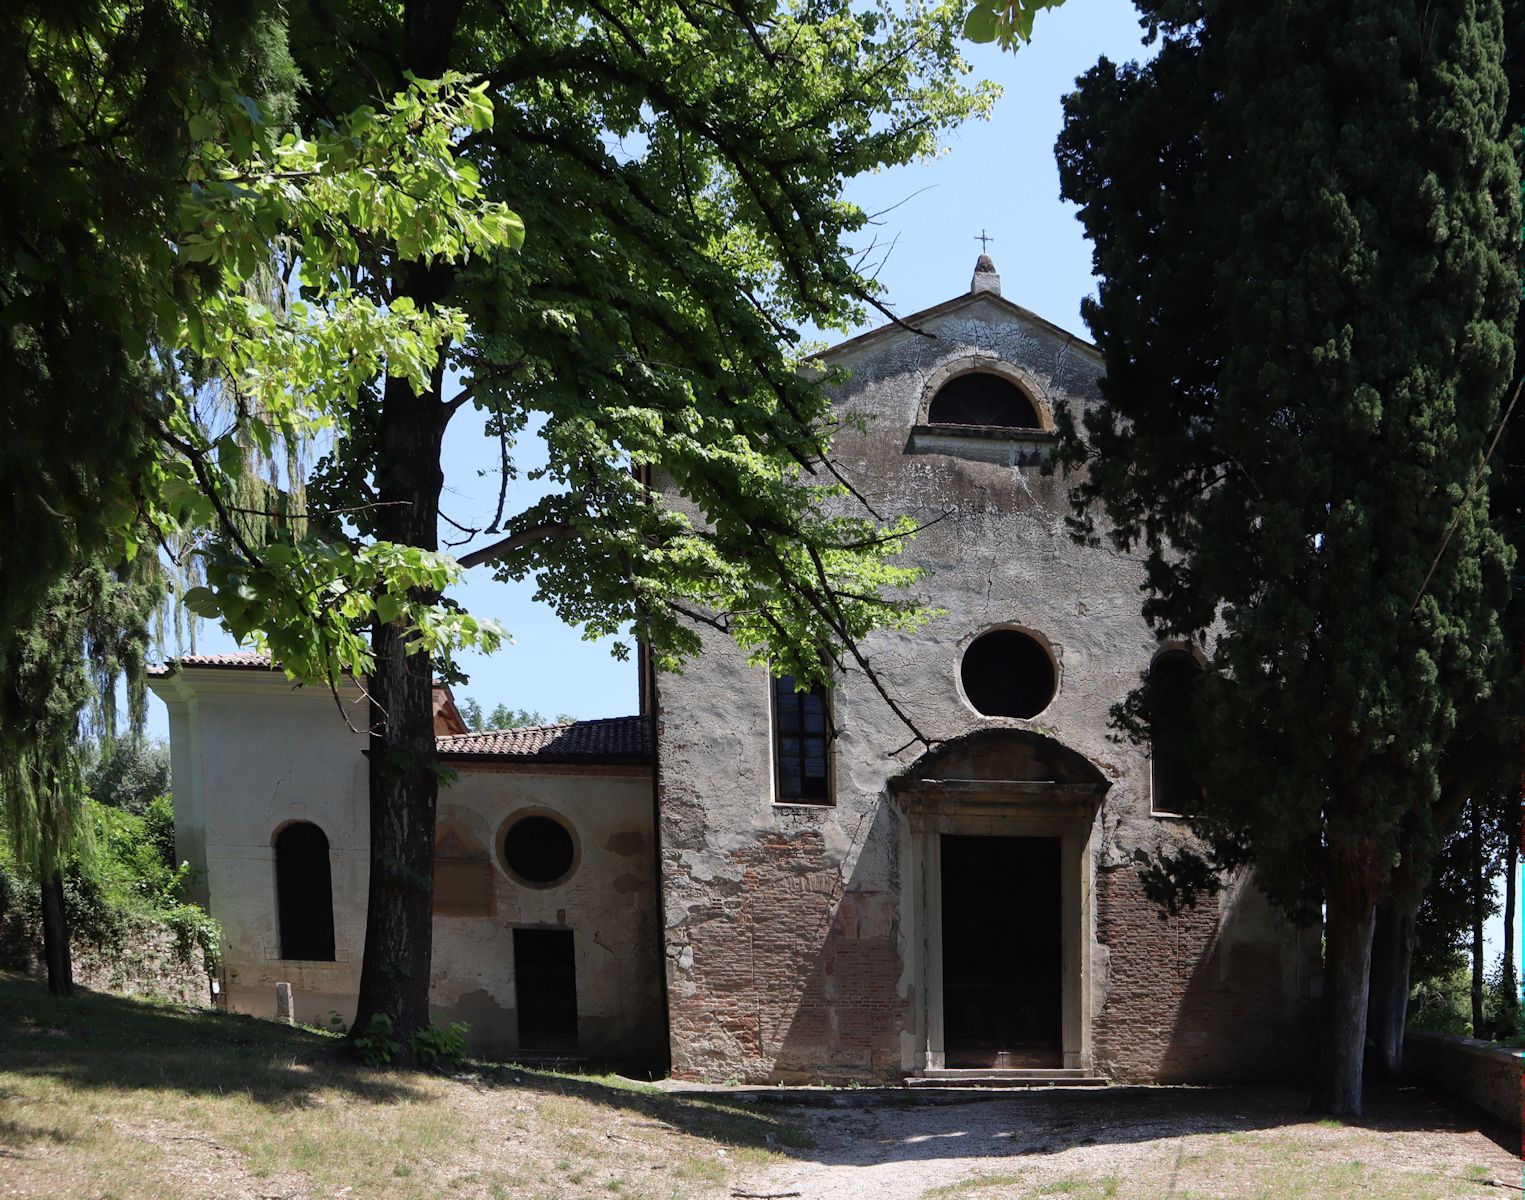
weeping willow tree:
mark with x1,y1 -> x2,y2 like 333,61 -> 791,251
0,552 -> 162,995
162,252 -> 312,657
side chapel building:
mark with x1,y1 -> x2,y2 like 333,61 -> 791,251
149,259 -> 1319,1084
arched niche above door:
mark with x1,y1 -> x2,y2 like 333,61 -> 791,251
888,728 -> 1110,811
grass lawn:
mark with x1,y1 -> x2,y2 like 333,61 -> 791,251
0,973 -> 805,1199
0,973 -> 1516,1200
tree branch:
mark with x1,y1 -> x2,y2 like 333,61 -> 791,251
456,522 -> 580,568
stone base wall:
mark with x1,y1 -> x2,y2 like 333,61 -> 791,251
1093,866 -> 1315,1082
1,911 -> 213,1008
1405,1030 -> 1523,1129
665,830 -> 904,1083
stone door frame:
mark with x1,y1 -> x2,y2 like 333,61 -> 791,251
900,780 -> 1101,1072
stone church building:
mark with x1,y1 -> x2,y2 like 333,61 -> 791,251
149,260 -> 1319,1084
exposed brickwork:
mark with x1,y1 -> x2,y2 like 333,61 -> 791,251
666,831 -> 904,1083
654,286 -> 1320,1088
1093,865 -> 1315,1082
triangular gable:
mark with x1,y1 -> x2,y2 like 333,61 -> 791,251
813,289 -> 1101,366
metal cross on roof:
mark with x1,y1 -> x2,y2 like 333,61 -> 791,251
976,229 -> 995,253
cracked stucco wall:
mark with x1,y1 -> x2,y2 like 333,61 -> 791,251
656,289 -> 1318,1083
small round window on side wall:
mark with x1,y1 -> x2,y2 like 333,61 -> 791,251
961,629 -> 1057,719
502,814 -> 576,887
927,372 -> 1041,429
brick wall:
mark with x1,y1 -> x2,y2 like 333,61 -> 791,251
1405,1030 -> 1523,1129
1093,865 -> 1315,1082
666,830 -> 904,1083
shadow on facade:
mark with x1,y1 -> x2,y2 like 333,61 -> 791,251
768,797 -> 907,1081
669,798 -> 907,1084
1093,864 -> 1321,1085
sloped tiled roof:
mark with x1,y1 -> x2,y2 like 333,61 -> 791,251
437,716 -> 652,764
147,651 -> 274,677
148,654 -> 648,766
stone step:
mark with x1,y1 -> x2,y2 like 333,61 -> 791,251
906,1068 -> 1108,1088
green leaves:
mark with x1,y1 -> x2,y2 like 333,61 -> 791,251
962,0 -> 1067,48
189,536 -> 505,690
129,72 -> 523,686
171,73 -> 519,440
1054,0 -> 1520,921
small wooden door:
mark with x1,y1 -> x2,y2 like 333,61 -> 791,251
514,928 -> 579,1052
941,835 -> 1062,1068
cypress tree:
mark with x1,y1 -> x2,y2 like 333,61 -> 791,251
1056,0 -> 1519,1114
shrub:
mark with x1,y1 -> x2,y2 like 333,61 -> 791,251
412,1021 -> 470,1067
1408,966 -> 1472,1036
0,793 -> 218,971
354,1014 -> 401,1066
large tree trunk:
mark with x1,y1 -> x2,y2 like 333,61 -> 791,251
1312,887 -> 1376,1116
39,869 -> 73,998
344,0 -> 464,1064
1365,896 -> 1416,1081
350,614 -> 442,1056
1470,801 -> 1487,1037
1500,821 -> 1519,1037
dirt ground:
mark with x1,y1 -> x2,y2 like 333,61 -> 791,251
721,1084 -> 1522,1200
2,977 -> 1519,1200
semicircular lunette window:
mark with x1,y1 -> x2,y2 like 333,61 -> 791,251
927,372 -> 1041,429
503,815 -> 576,886
961,629 -> 1057,718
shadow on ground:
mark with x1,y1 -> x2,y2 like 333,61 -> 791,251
0,972 -> 419,1108
492,1066 -> 1519,1168
1,972 -> 1512,1167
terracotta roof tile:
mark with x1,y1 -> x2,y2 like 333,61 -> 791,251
436,716 -> 651,764
148,655 -> 649,765
147,652 -> 274,676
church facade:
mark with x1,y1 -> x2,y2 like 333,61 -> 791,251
149,261 -> 1319,1084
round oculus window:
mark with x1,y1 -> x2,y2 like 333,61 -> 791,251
502,815 -> 576,886
960,629 -> 1057,719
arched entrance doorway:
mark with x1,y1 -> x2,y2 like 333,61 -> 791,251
889,730 -> 1109,1076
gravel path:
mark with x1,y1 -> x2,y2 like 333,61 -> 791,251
732,1085 -> 1519,1200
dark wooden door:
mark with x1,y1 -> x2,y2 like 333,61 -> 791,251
514,928 -> 579,1052
940,835 -> 1062,1068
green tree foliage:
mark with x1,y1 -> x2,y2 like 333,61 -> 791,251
83,739 -> 171,817
458,700 -> 576,732
8,0 -> 987,1052
0,793 -> 218,978
1413,790 -> 1515,1036
213,0 -> 994,1053
5,4 -> 524,1019
964,0 -> 1069,47
0,2 -> 296,630
4,4 -> 523,685
1054,0 -> 1519,1114
0,555 -> 163,995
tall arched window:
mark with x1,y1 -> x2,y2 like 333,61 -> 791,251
275,821 -> 336,961
1148,650 -> 1203,815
